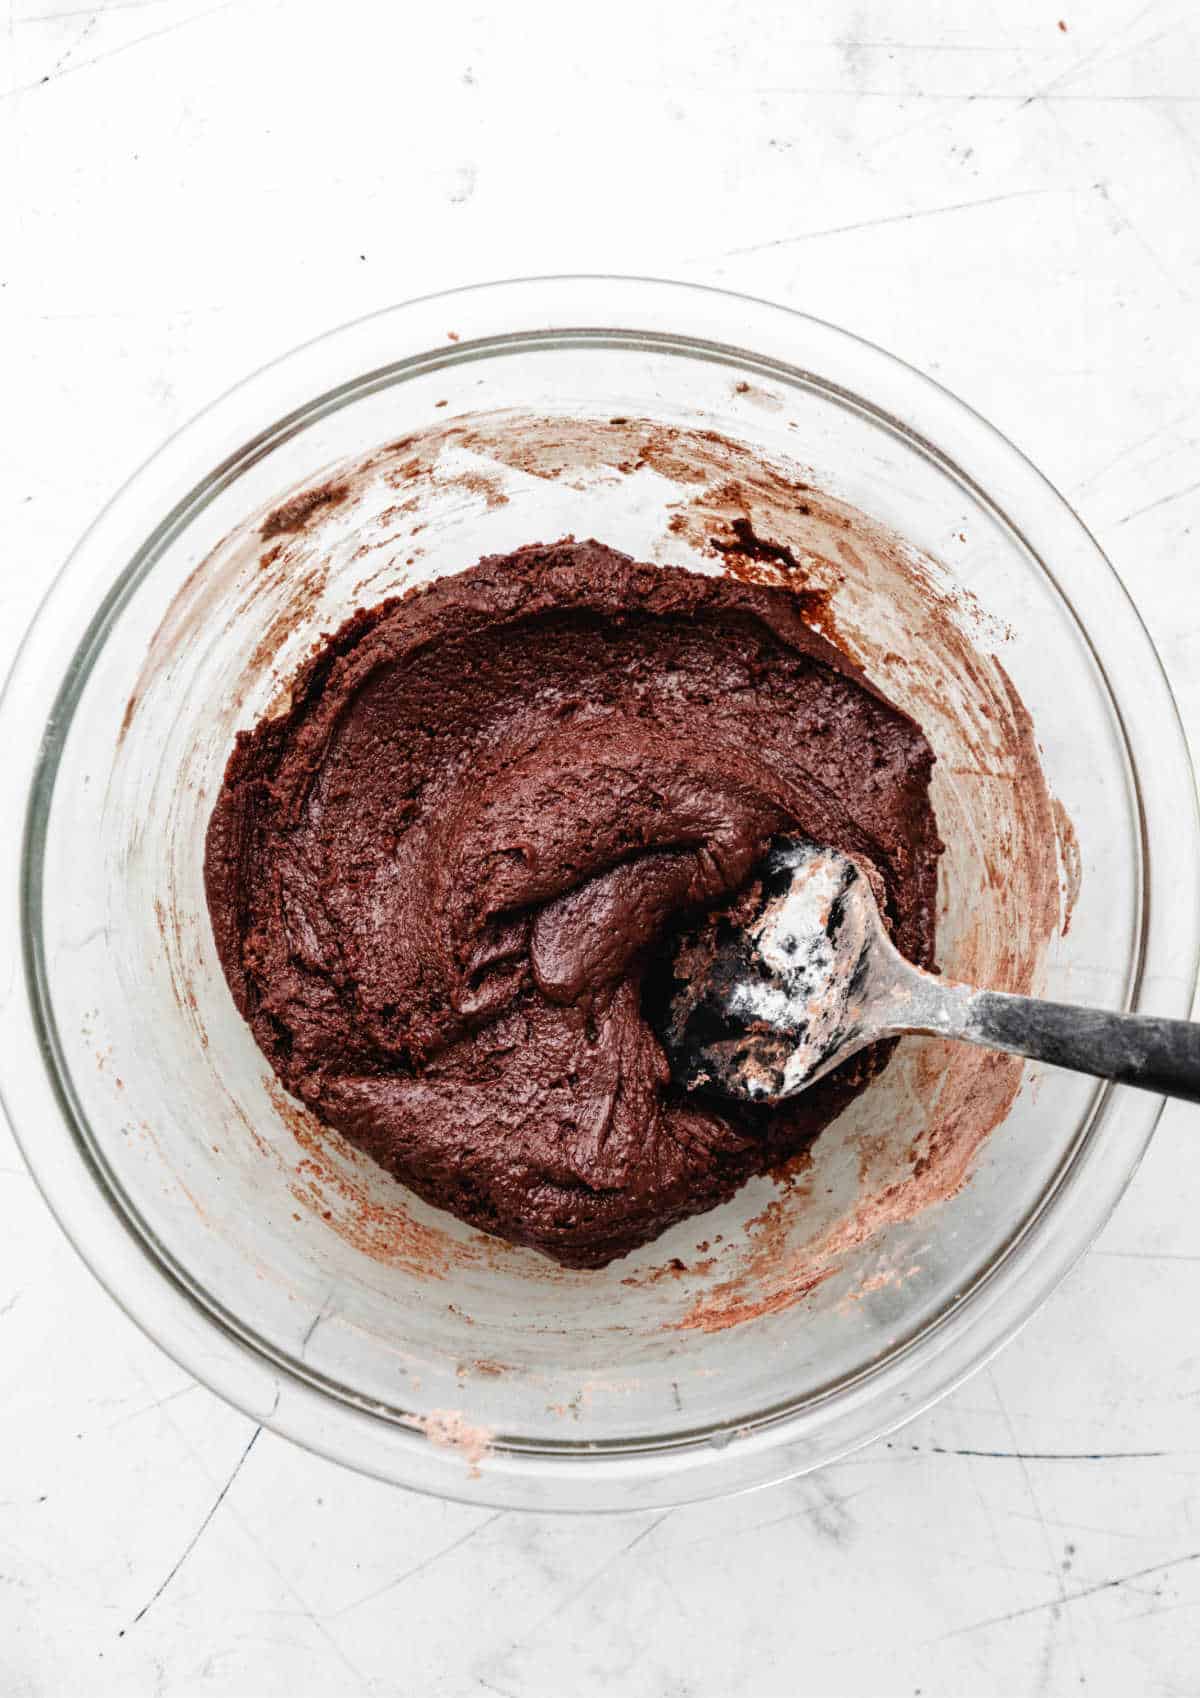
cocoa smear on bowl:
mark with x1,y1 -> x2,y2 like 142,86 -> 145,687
122,409 -> 1075,1334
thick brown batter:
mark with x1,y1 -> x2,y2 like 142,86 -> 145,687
205,540 -> 941,1267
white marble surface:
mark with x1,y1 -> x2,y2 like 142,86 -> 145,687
4,1 -> 1200,1693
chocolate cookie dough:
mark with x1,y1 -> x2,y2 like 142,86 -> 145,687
205,540 -> 941,1267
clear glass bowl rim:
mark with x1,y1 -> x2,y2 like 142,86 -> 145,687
1,274 -> 1196,1512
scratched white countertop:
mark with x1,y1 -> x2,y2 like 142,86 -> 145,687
3,2 -> 1199,1694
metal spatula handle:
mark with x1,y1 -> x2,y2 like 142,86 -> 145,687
956,989 -> 1200,1105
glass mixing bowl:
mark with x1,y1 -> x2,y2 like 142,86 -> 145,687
1,278 -> 1196,1511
